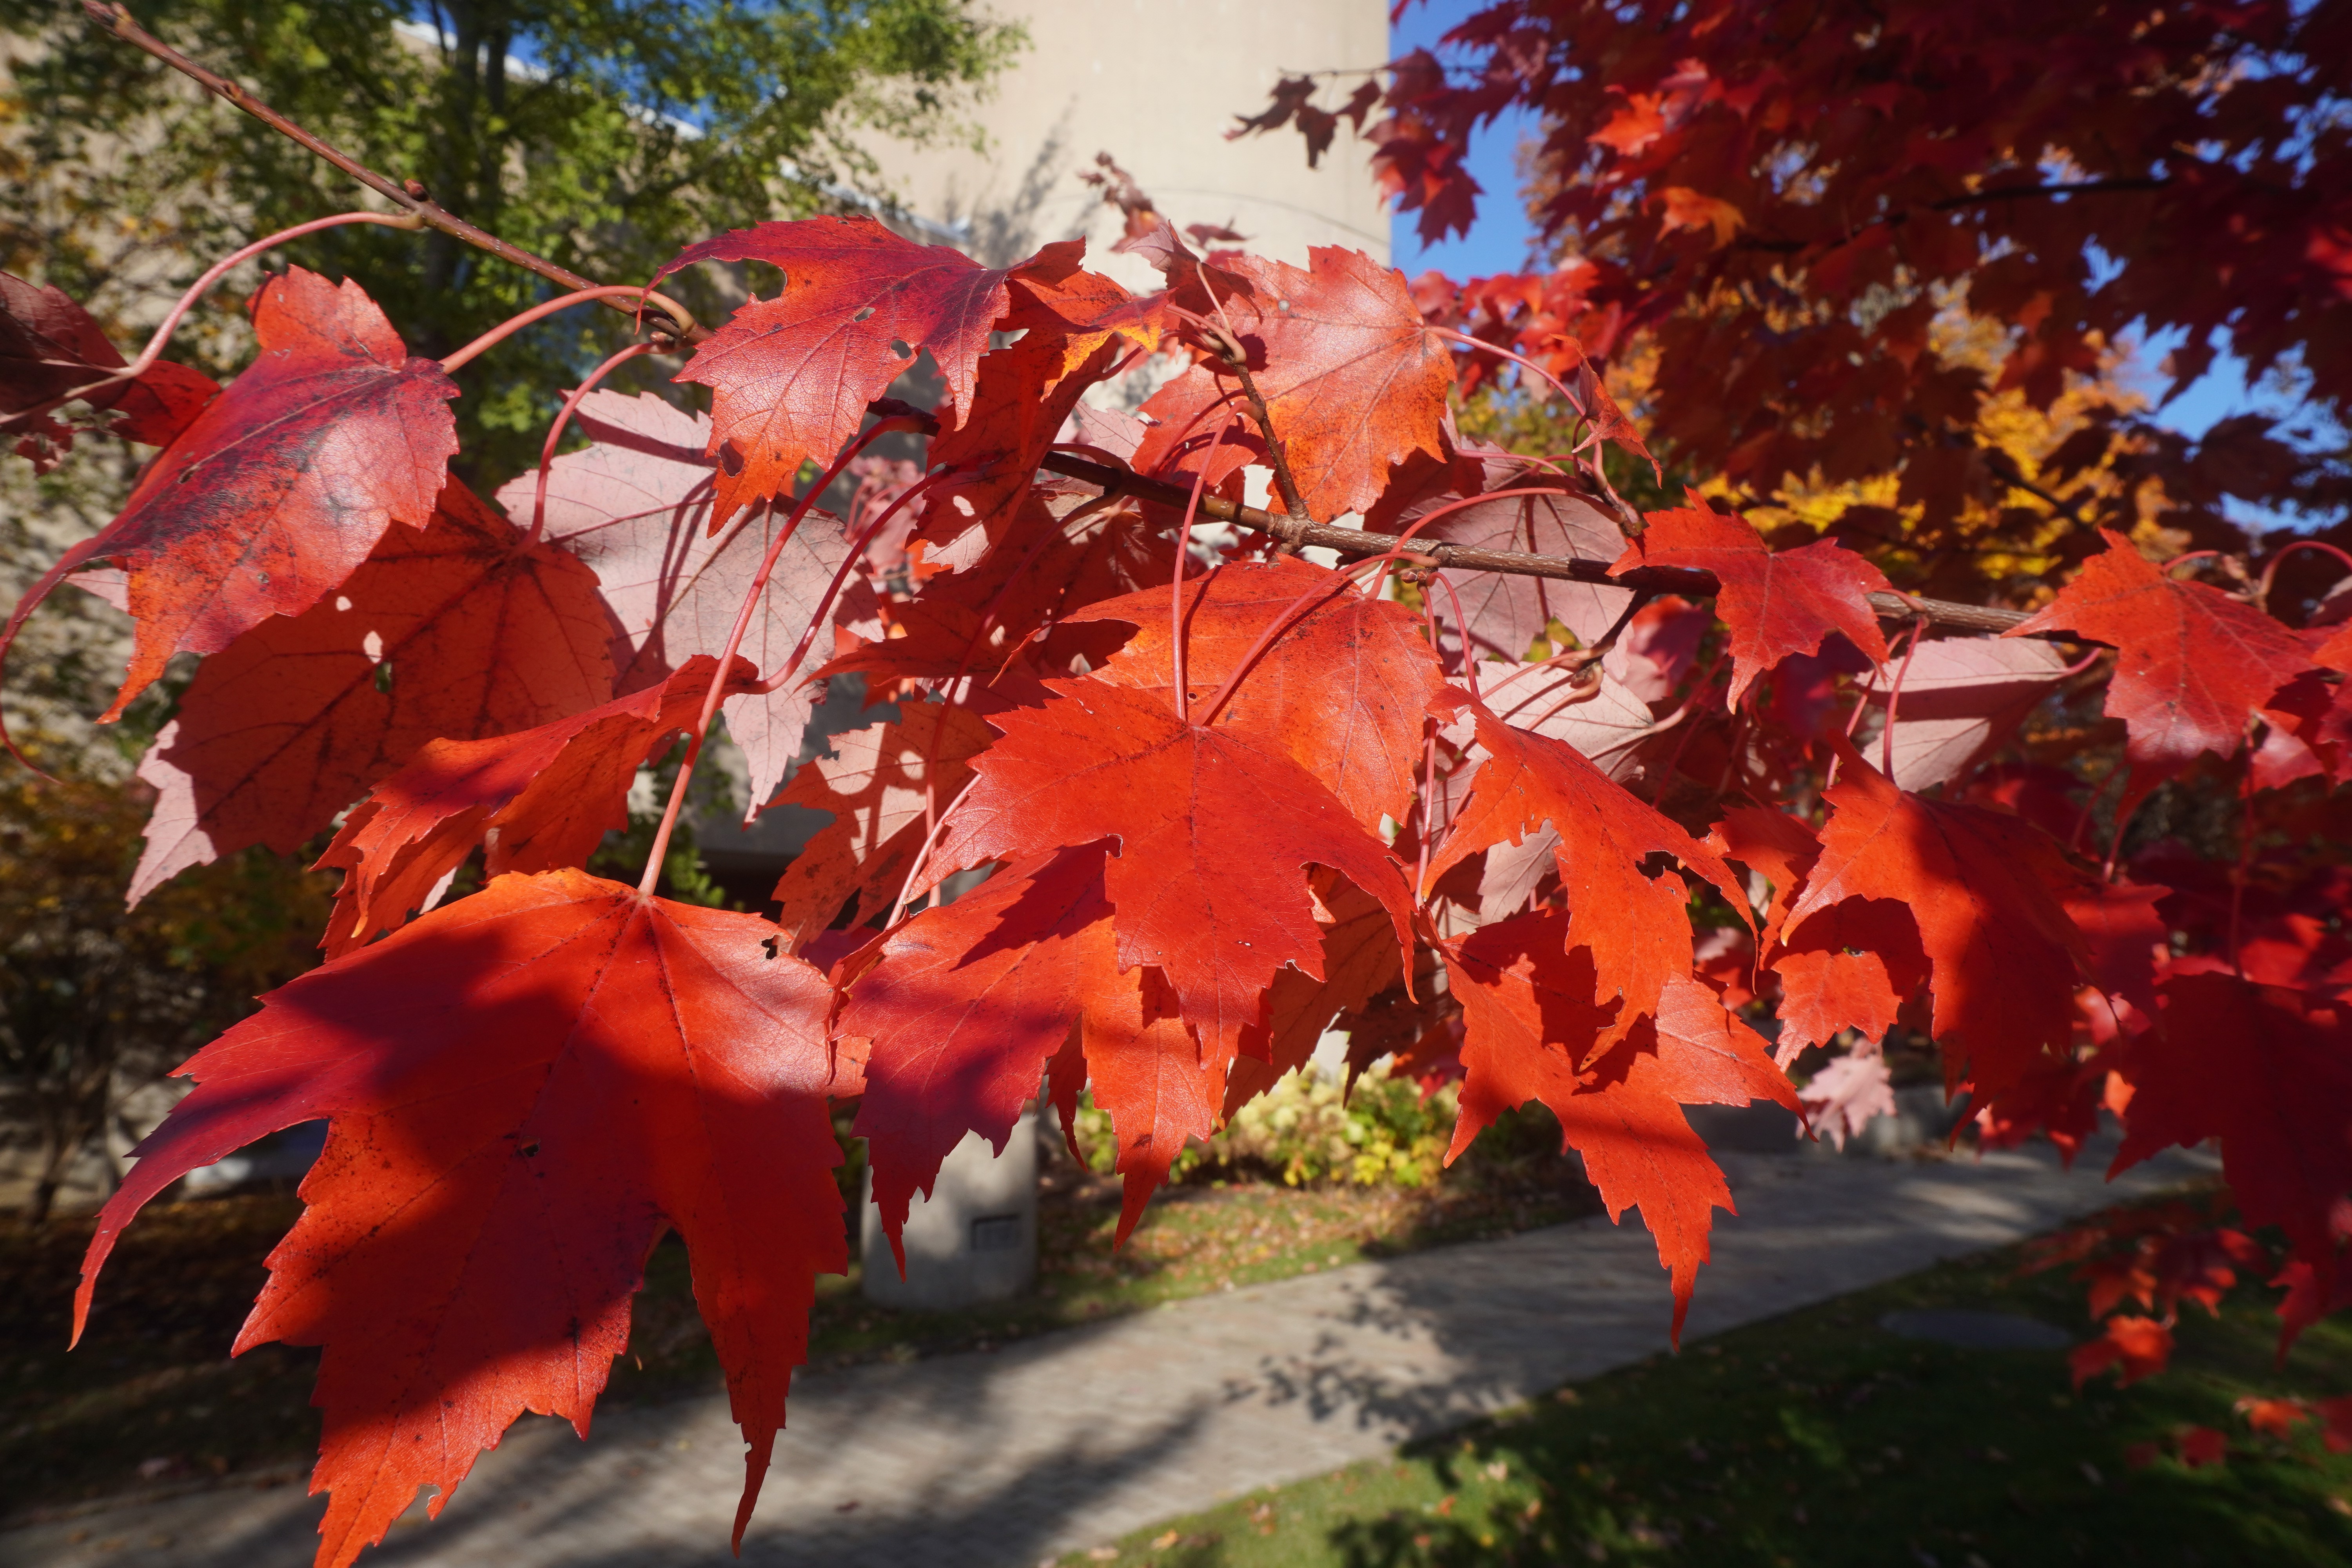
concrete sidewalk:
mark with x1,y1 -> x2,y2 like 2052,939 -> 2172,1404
1,1139 -> 2211,1568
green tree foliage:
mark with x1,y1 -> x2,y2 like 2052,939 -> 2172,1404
0,0 -> 1022,474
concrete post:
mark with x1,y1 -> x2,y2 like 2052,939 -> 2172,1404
860,1109 -> 1038,1311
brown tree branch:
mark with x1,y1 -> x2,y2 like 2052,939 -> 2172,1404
1032,449 -> 2040,637
80,1 -> 706,343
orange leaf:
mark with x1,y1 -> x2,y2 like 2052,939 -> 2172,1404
925,678 -> 1416,1058
2069,1315 -> 2174,1388
659,216 -> 1035,529
1444,909 -> 1791,1334
2006,528 -> 2311,777
1655,187 -> 1746,248
1066,556 -> 1446,829
1135,247 -> 1455,521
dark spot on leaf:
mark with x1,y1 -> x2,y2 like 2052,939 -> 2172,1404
719,441 -> 746,477
518,1141 -> 540,1158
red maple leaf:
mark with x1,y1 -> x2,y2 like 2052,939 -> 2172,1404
2114,972 -> 2352,1281
1769,903 -> 1929,1063
1064,556 -> 1446,830
2070,1315 -> 2174,1388
766,701 -> 998,947
520,389 -> 875,811
922,678 -> 1416,1058
2006,528 -> 2311,777
658,215 -> 1029,528
1706,804 -> 1819,952
317,655 -> 761,954
1611,496 -> 1891,708
126,477 -> 615,900
822,488 -> 1177,695
1,269 -> 218,466
1135,247 -> 1455,521
1711,810 -> 1931,1062
1785,741 -> 2085,1094
916,248 -> 1147,568
2,268 -> 457,732
74,870 -> 848,1567
1444,909 -> 1793,1332
1235,873 -> 1405,1078
840,845 -> 1115,1248
1426,690 -> 1753,1045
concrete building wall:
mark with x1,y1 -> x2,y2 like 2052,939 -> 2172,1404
862,0 -> 1390,285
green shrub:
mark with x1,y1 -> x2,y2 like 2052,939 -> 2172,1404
1071,1065 -> 1458,1190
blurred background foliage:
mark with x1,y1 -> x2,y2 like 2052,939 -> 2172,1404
0,0 -> 1022,480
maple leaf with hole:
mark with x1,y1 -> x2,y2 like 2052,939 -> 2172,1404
1784,740 -> 2084,1094
920,678 -> 1415,1058
1426,690 -> 1752,1045
515,390 -> 873,811
126,477 -> 615,901
1134,247 -> 1454,521
2006,528 -> 2311,777
2,268 -> 457,735
316,655 -> 760,955
658,216 -> 1030,529
839,845 -> 1115,1250
2113,972 -> 2352,1282
2,270 -> 217,467
75,869 -> 847,1568
1388,470 -> 1634,662
1063,556 -> 1445,830
1610,496 -> 1890,708
1443,909 -> 1794,1334
766,701 -> 997,947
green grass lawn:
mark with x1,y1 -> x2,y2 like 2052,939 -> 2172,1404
1044,1202 -> 2352,1568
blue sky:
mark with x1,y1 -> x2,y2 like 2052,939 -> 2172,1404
1380,2 -> 2270,450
